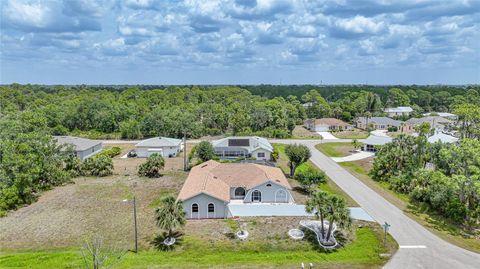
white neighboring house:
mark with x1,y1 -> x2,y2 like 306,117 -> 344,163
54,136 -> 102,160
135,137 -> 183,158
384,106 -> 413,117
427,132 -> 459,144
359,135 -> 392,152
212,136 -> 273,161
423,112 -> 457,120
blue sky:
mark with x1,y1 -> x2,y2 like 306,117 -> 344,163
1,0 -> 479,85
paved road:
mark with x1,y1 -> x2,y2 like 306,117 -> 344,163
271,139 -> 480,269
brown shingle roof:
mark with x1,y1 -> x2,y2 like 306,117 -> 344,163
177,160 -> 291,202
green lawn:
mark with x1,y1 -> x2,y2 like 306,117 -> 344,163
315,142 -> 354,157
0,227 -> 394,269
331,131 -> 369,139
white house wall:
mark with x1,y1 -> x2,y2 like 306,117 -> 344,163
78,144 -> 103,160
136,146 -> 181,158
243,181 -> 293,203
251,148 -> 271,161
183,193 -> 228,219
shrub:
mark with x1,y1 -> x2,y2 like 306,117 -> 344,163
195,141 -> 217,162
294,163 -> 326,193
81,155 -> 113,177
138,153 -> 165,178
101,147 -> 122,158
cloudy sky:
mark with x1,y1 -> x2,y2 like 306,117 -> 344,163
1,0 -> 479,84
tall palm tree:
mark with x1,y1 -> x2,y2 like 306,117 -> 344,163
305,191 -> 330,238
324,196 -> 352,242
155,195 -> 186,238
364,92 -> 380,132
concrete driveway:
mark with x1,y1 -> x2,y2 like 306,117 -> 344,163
316,131 -> 339,140
331,151 -> 375,162
270,139 -> 480,269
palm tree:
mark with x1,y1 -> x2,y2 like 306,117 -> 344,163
305,191 -> 330,238
352,139 -> 361,151
324,196 -> 352,242
155,195 -> 186,239
364,92 -> 380,132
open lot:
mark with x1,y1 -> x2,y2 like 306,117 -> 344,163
331,130 -> 369,139
315,142 -> 356,157
292,125 -> 322,139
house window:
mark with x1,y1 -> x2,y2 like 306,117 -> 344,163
266,183 -> 272,187
257,152 -> 265,158
251,190 -> 262,202
192,203 -> 199,213
234,187 -> 246,198
208,203 -> 215,213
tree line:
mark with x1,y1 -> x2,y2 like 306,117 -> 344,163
371,130 -> 480,231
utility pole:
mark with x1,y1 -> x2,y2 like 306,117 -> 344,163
133,196 -> 138,253
183,132 -> 187,171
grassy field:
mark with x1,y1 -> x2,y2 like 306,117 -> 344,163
292,125 -> 323,139
338,158 -> 480,253
315,142 -> 355,157
331,130 -> 369,139
0,223 -> 396,269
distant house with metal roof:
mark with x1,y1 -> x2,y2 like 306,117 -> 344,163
422,112 -> 457,120
355,117 -> 403,130
384,106 -> 413,117
304,118 -> 353,132
427,132 -> 459,144
135,137 -> 183,158
359,135 -> 392,152
212,136 -> 273,161
54,136 -> 103,160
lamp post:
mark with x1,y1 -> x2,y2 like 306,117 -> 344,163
123,196 -> 138,253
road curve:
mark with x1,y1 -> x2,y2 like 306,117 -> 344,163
270,139 -> 480,269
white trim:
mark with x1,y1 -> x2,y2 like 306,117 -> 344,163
234,187 -> 246,199
248,179 -> 290,191
191,203 -> 199,219
251,189 -> 262,202
182,191 -> 229,203
207,203 -> 215,218
274,189 -> 288,203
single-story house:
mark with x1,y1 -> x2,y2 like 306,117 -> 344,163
384,106 -> 413,117
177,160 -> 294,219
359,135 -> 392,152
423,112 -> 457,120
135,137 -> 183,158
54,136 -> 102,160
355,117 -> 403,131
212,136 -> 273,161
406,116 -> 453,131
427,132 -> 459,144
304,118 -> 353,132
